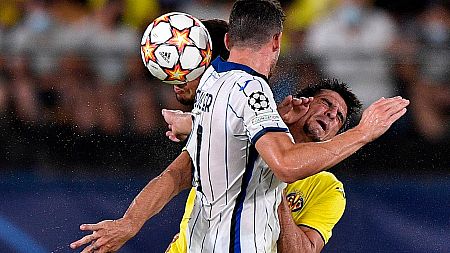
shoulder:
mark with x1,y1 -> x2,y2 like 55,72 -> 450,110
288,171 -> 343,191
313,171 -> 343,186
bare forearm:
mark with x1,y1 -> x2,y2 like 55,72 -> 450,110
259,127 -> 367,183
286,127 -> 366,180
258,96 -> 409,183
122,151 -> 192,233
278,200 -> 321,253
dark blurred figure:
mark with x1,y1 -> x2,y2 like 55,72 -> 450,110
81,0 -> 138,85
122,56 -> 161,135
8,55 -> 40,123
410,2 -> 450,143
393,1 -> 449,143
305,0 -> 397,108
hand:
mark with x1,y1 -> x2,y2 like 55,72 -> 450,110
162,109 -> 193,142
356,96 -> 410,142
70,218 -> 137,253
277,95 -> 313,125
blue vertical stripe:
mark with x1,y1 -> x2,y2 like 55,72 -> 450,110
229,145 -> 258,253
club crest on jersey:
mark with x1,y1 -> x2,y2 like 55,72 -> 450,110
248,91 -> 269,111
336,187 -> 346,199
286,192 -> 304,212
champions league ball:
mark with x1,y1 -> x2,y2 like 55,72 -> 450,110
140,12 -> 213,85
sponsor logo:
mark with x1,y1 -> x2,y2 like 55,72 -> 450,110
251,114 -> 282,125
159,51 -> 171,63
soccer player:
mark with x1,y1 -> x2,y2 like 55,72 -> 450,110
164,79 -> 362,253
71,1 -> 409,252
275,81 -> 361,253
69,18 -> 230,253
181,1 -> 407,252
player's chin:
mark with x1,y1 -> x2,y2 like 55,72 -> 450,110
176,95 -> 195,106
307,129 -> 326,142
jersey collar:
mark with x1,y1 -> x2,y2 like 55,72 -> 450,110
211,57 -> 269,82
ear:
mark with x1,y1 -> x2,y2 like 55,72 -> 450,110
272,32 -> 282,51
224,32 -> 231,50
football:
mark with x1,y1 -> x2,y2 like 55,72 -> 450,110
140,12 -> 213,85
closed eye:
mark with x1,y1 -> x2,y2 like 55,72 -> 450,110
322,98 -> 344,123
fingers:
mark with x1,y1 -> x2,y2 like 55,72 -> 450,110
90,237 -> 108,252
70,233 -> 100,249
166,131 -> 181,142
80,223 -> 102,231
388,108 -> 407,124
293,97 -> 313,106
278,95 -> 312,123
383,98 -> 409,116
369,96 -> 407,109
365,97 -> 409,117
80,243 -> 97,253
358,96 -> 409,142
277,95 -> 293,116
278,95 -> 293,108
97,247 -> 115,253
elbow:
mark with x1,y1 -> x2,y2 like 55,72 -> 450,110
271,162 -> 299,184
276,172 -> 297,184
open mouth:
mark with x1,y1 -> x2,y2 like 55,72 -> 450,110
316,119 -> 327,131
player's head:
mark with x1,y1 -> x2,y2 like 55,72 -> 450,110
174,19 -> 229,106
227,0 -> 285,75
292,79 -> 362,142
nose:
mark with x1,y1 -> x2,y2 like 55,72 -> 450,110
174,83 -> 187,89
326,106 -> 338,119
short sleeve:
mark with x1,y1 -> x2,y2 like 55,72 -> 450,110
228,76 -> 289,144
286,172 -> 346,244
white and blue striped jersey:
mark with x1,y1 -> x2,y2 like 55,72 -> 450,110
185,57 -> 291,253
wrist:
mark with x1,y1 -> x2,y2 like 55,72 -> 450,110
120,216 -> 143,237
351,125 -> 371,144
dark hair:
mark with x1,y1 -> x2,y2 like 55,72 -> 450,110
202,19 -> 230,60
228,0 -> 285,48
295,79 -> 362,132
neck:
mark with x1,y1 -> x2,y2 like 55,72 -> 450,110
227,47 -> 273,78
289,121 -> 311,144
292,131 -> 310,144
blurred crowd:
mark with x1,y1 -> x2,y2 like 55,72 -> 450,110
0,0 -> 448,174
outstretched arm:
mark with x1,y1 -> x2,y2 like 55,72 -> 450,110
161,96 -> 312,142
70,151 -> 193,253
257,97 -> 409,183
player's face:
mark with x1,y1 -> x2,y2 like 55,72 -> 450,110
173,77 -> 200,106
301,90 -> 347,142
268,32 -> 282,78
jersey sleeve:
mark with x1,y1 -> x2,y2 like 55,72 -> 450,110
285,172 -> 346,244
228,76 -> 289,144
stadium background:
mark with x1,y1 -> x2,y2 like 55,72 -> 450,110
0,0 -> 448,252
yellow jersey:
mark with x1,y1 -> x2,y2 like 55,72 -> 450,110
166,171 -> 345,252
285,171 -> 346,244
166,188 -> 195,253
